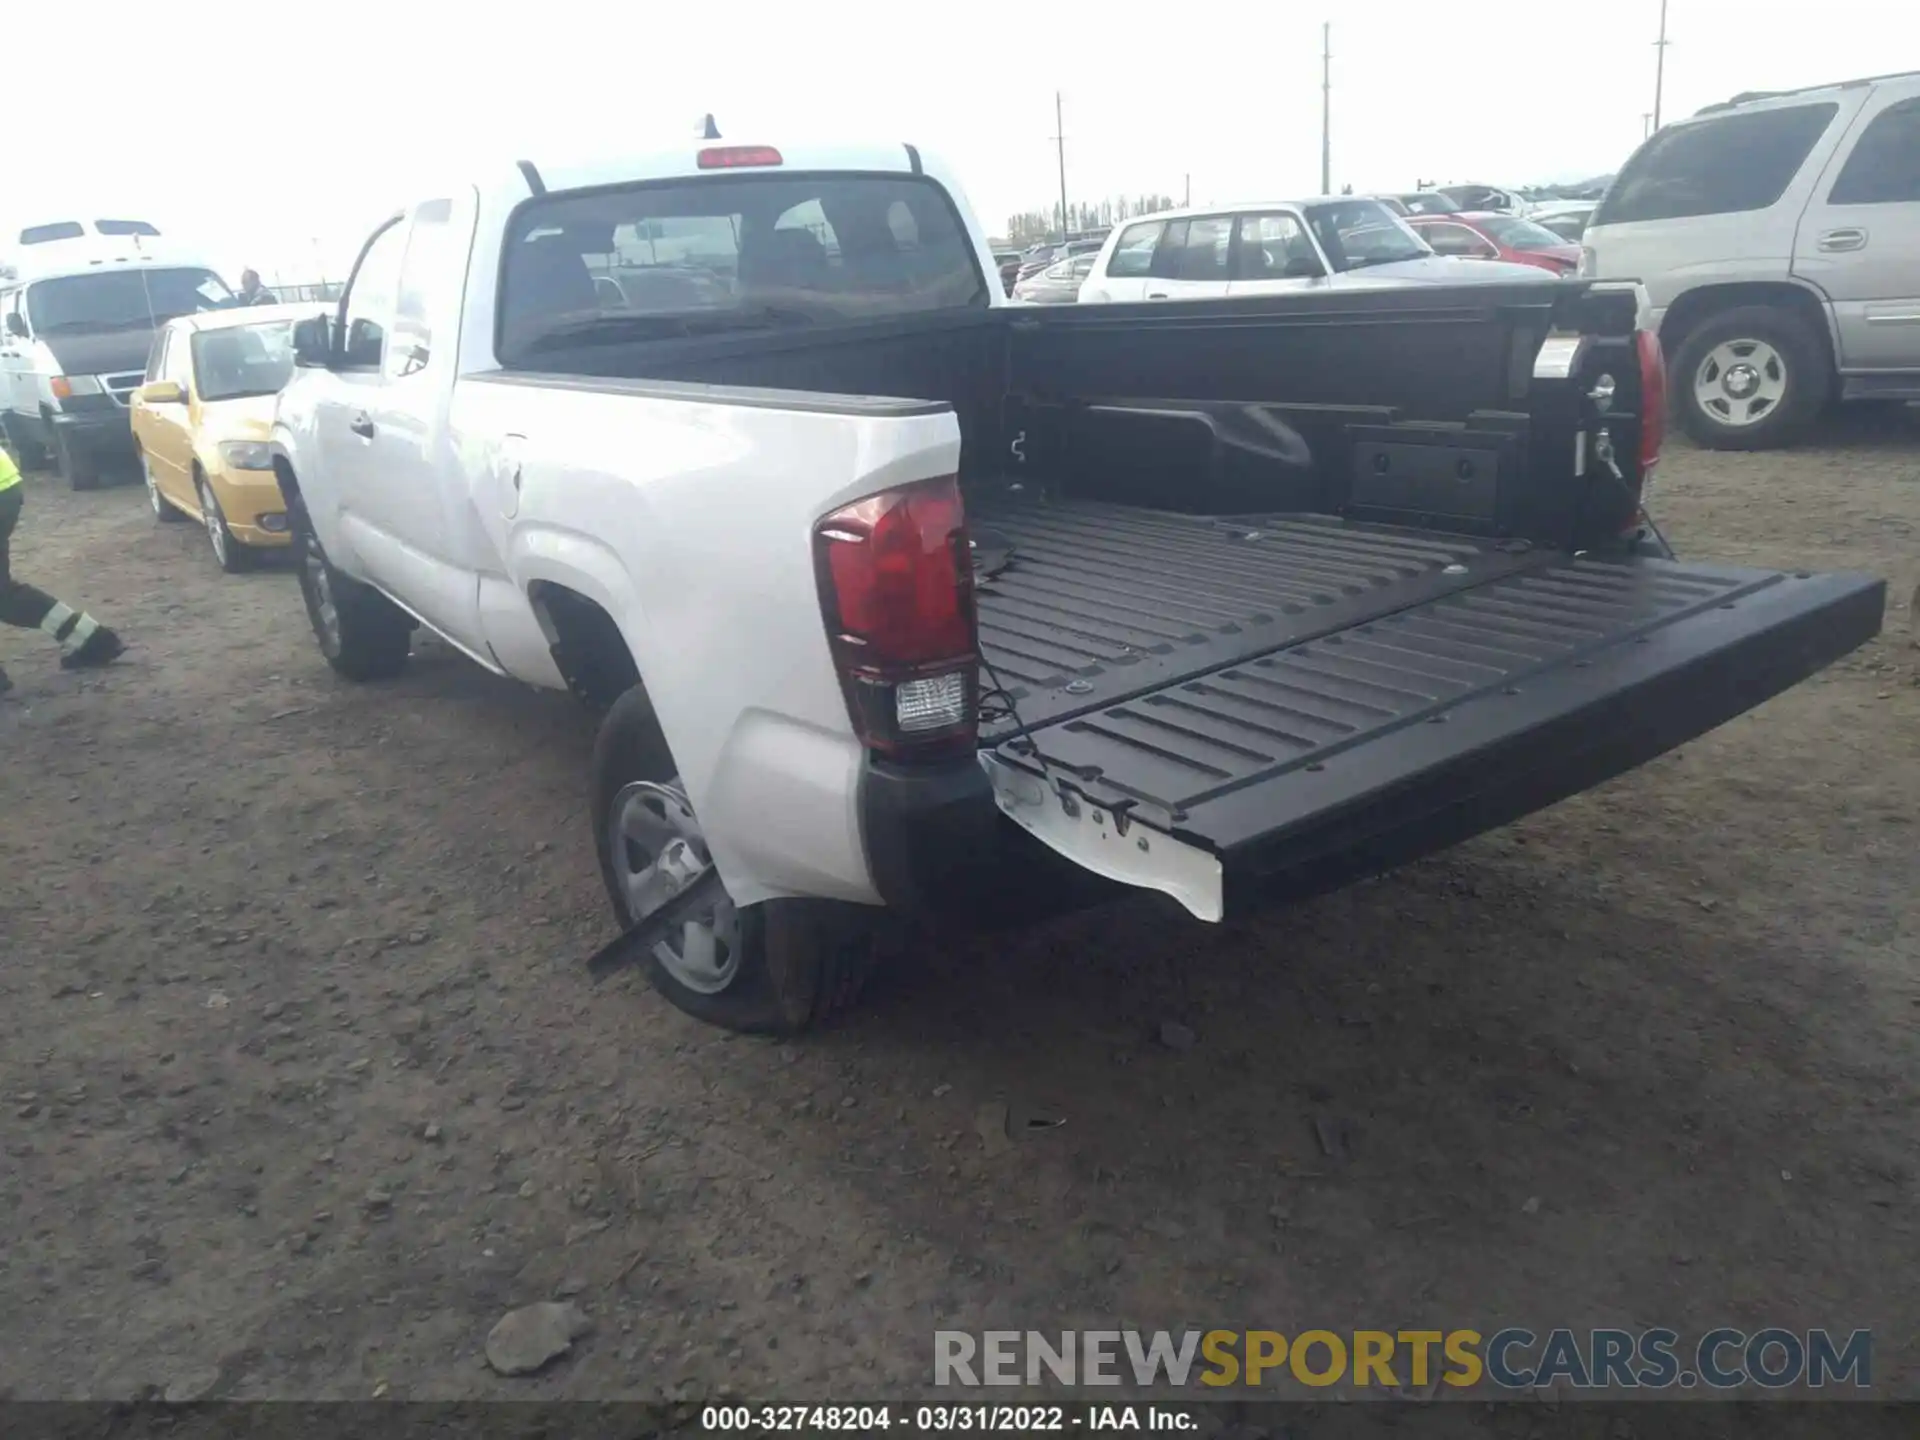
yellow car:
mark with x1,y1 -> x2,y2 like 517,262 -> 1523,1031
131,303 -> 313,572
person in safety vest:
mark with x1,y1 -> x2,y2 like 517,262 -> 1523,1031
0,446 -> 125,695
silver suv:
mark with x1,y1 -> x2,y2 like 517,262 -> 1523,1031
1583,70 -> 1920,449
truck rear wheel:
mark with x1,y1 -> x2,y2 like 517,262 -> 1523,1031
293,510 -> 412,680
590,687 -> 877,1034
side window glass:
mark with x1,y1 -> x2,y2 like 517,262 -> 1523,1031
1828,97 -> 1920,205
1107,221 -> 1166,279
1597,102 -> 1838,223
145,330 -> 168,383
1149,220 -> 1190,279
1234,214 -> 1314,279
341,219 -> 408,371
1175,216 -> 1232,282
164,330 -> 192,387
389,199 -> 454,378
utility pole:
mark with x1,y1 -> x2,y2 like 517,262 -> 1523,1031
1053,91 -> 1071,240
1320,23 -> 1333,194
1652,0 -> 1670,131
1184,173 -> 1191,206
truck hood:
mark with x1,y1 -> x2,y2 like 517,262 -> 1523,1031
34,327 -> 158,377
1340,256 -> 1558,286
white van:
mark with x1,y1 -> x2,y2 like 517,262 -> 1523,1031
1582,70 -> 1920,449
1078,197 -> 1552,305
0,236 -> 234,488
14,218 -> 162,249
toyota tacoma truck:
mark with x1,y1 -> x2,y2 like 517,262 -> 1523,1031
269,139 -> 1885,1034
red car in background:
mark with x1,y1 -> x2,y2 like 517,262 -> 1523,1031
1406,211 -> 1583,275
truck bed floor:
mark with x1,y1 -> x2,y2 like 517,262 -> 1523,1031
971,495 -> 1529,737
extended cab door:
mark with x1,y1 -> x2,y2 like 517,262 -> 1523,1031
1143,215 -> 1233,301
1792,90 -> 1920,375
319,200 -> 490,659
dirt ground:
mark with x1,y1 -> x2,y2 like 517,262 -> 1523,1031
2,412 -> 1918,1405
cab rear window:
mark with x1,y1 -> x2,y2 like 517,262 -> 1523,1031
497,172 -> 988,362
1594,103 -> 1838,224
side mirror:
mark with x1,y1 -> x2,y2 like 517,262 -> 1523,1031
4,313 -> 27,338
138,380 -> 186,405
1283,256 -> 1326,279
291,315 -> 332,368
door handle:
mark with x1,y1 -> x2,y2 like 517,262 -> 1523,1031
1147,291 -> 1171,299
349,413 -> 375,438
1818,228 -> 1868,252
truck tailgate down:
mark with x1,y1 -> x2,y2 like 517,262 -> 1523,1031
973,501 -> 1884,920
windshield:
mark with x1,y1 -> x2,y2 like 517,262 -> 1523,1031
190,320 -> 297,402
496,172 -> 988,362
1303,201 -> 1431,270
27,268 -> 234,334
1476,214 -> 1573,250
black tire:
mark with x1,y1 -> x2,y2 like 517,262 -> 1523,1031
142,452 -> 186,522
196,471 -> 254,573
52,426 -> 99,491
1670,304 -> 1828,451
292,505 -> 412,681
590,687 -> 878,1034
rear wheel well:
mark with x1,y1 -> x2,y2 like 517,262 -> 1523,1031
529,582 -> 640,709
1659,283 -> 1834,376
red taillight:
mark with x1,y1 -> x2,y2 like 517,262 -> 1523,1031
697,145 -> 783,169
814,477 -> 978,759
1636,327 -> 1666,474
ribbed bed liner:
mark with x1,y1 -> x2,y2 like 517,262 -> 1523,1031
972,494 -> 1883,879
971,495 -> 1536,737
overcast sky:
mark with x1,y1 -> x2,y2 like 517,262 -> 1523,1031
4,0 -> 1914,283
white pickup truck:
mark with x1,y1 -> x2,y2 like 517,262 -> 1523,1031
271,139 -> 1884,1034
